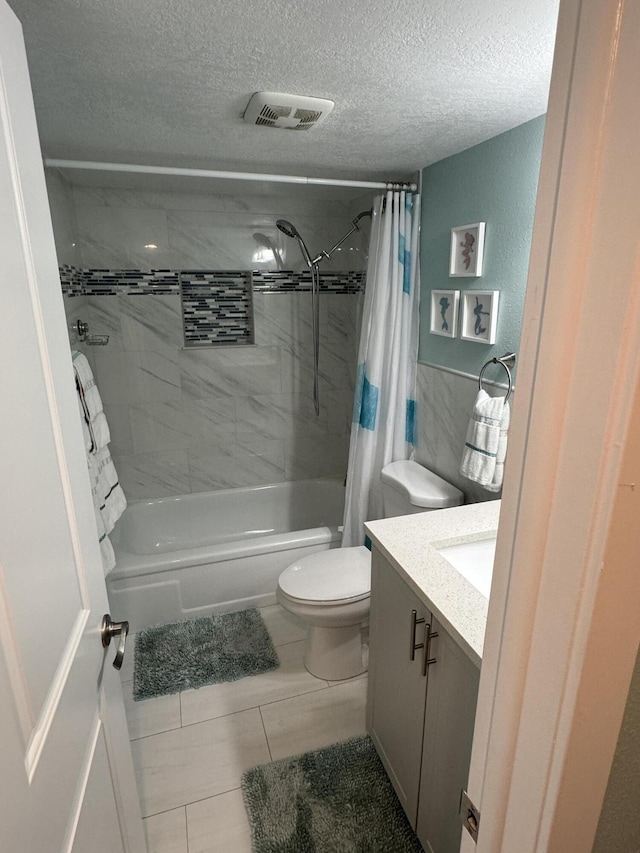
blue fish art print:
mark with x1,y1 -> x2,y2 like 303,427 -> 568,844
439,295 -> 450,331
473,296 -> 489,335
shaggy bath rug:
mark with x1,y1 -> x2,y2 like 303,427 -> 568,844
242,735 -> 424,853
133,608 -> 279,701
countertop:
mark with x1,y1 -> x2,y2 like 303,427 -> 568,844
365,500 -> 501,667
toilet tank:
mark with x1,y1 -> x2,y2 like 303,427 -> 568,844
380,460 -> 464,518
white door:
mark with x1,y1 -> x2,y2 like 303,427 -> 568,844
0,3 -> 146,852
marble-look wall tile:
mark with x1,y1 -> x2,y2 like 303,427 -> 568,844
76,206 -> 171,269
73,185 -> 352,217
284,434 -> 349,481
72,185 -> 367,272
130,398 -> 236,454
253,292 -> 327,347
188,439 -> 286,492
94,350 -> 181,405
46,171 -> 78,267
324,387 -> 354,436
102,403 -> 134,456
168,210 -> 277,270
414,362 -> 509,503
119,294 -> 183,354
179,346 -> 282,399
113,450 -> 190,500
87,295 -> 123,350
236,393 -> 327,441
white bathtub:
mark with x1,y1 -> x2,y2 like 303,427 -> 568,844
106,477 -> 344,631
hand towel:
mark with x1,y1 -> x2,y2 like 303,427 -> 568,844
73,351 -> 111,452
484,400 -> 510,493
460,390 -> 510,490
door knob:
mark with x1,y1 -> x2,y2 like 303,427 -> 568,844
101,614 -> 129,670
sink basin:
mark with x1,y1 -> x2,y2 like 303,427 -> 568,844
437,538 -> 497,598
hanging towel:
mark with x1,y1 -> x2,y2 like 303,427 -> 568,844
484,400 -> 510,492
73,351 -> 111,451
460,390 -> 510,490
92,494 -> 117,575
88,446 -> 127,534
72,351 -> 126,574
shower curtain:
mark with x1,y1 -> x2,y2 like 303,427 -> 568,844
342,188 -> 420,548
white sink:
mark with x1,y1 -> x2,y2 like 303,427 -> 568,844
437,537 -> 497,598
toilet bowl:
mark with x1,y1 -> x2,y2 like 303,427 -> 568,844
276,461 -> 464,680
277,546 -> 371,681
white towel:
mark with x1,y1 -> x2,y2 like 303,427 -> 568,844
73,351 -> 127,574
93,497 -> 117,574
460,390 -> 510,491
485,400 -> 510,492
73,352 -> 111,451
88,446 -> 127,535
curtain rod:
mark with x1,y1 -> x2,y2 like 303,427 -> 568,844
43,158 -> 418,192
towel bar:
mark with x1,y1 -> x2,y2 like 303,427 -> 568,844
478,353 -> 515,402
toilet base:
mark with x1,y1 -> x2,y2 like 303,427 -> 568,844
304,622 -> 366,681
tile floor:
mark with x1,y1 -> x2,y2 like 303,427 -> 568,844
123,604 -> 368,853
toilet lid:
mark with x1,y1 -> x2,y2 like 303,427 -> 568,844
278,546 -> 371,603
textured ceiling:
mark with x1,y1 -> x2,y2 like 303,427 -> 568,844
9,0 -> 559,181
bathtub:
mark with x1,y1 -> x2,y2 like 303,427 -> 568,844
106,477 -> 344,631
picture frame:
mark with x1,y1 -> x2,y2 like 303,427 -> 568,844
429,289 -> 460,338
449,222 -> 485,277
460,290 -> 499,344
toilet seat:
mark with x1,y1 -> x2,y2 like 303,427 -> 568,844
278,546 -> 370,605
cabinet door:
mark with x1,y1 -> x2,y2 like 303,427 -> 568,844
367,549 -> 431,826
416,618 -> 480,853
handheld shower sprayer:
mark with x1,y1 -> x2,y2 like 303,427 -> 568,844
276,219 -> 314,268
275,210 -> 372,417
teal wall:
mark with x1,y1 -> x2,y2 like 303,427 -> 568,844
418,116 -> 546,376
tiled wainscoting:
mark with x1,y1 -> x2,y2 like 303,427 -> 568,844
120,604 -> 367,852
62,269 -> 363,499
414,362 -> 510,503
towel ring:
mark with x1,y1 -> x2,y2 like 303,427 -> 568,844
478,354 -> 515,403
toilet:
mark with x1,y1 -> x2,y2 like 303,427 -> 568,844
276,460 -> 464,680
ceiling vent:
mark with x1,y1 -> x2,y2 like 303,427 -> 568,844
243,92 -> 334,131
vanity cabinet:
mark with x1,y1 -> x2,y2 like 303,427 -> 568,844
367,548 -> 480,853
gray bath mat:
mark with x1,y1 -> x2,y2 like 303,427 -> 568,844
242,735 -> 424,852
133,608 -> 279,701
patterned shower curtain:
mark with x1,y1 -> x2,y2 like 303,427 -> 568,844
342,188 -> 420,547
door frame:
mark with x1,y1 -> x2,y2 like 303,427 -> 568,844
466,0 -> 640,849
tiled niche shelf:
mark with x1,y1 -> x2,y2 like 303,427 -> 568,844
180,271 -> 254,348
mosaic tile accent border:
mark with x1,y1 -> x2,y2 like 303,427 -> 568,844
59,266 -> 364,349
252,270 -> 365,293
58,267 -> 365,296
82,269 -> 180,295
180,272 -> 254,347
59,264 -> 84,297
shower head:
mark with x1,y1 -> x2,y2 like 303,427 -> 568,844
276,219 -> 299,239
276,219 -> 313,267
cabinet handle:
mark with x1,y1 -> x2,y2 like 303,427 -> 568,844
410,609 -> 425,660
422,624 -> 439,676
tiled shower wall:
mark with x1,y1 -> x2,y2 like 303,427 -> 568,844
48,173 -> 369,499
